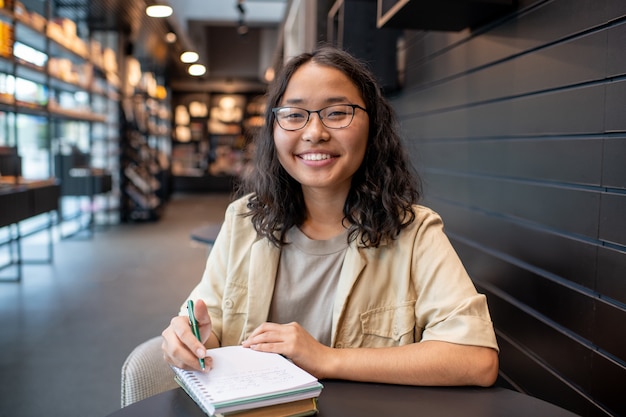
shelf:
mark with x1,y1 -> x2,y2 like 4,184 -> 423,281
0,10 -> 118,125
0,1 -> 122,234
120,80 -> 171,222
377,0 -> 515,31
1,5 -> 118,77
15,57 -> 46,76
49,107 -> 108,123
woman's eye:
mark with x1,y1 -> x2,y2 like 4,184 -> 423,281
326,110 -> 348,119
279,109 -> 305,120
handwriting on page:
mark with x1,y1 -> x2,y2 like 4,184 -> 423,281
210,368 -> 295,396
190,346 -> 318,402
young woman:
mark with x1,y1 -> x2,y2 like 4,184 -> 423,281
162,46 -> 499,387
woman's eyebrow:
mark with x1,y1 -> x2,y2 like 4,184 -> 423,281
281,98 -> 304,105
281,96 -> 351,106
326,96 -> 351,104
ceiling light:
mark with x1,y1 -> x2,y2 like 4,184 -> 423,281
180,51 -> 199,63
237,22 -> 249,36
146,4 -> 173,18
188,64 -> 206,76
165,32 -> 177,43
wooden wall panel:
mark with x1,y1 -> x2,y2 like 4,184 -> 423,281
602,138 -> 626,189
481,291 -> 594,416
486,283 -> 625,417
605,80 -> 626,132
416,138 -> 603,185
484,86 -> 605,136
391,0 -> 626,415
398,30 -> 608,116
599,193 -> 626,246
430,200 -> 598,289
401,84 -> 606,139
403,0 -> 622,89
597,246 -> 626,305
496,336 -> 597,417
454,240 -> 595,346
593,299 -> 626,363
590,347 -> 626,416
607,0 -> 626,20
423,172 -> 601,238
607,22 -> 626,76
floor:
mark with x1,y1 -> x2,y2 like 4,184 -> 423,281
0,192 -> 234,417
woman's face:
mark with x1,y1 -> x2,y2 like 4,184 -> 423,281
273,61 -> 369,197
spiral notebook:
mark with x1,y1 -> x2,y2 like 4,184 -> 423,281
171,346 -> 323,417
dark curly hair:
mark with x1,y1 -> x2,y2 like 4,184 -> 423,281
237,45 -> 422,248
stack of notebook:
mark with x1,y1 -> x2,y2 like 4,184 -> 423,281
171,345 -> 323,417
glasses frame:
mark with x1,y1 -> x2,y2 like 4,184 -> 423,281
272,103 -> 367,131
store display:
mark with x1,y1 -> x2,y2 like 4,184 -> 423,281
0,0 -> 120,235
171,92 -> 264,191
120,70 -> 170,222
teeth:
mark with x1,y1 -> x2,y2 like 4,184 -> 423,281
301,153 -> 331,161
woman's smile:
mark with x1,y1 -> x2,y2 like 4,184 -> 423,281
298,153 -> 334,162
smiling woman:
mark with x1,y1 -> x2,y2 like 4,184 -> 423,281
162,45 -> 499,389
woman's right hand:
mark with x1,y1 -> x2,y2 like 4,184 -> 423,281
161,298 -> 214,371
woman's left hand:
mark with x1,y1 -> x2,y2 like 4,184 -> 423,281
242,322 -> 331,378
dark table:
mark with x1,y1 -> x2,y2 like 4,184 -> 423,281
0,180 -> 60,281
106,380 -> 580,417
189,223 -> 222,246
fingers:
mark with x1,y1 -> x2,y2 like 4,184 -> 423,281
162,323 -> 202,370
161,315 -> 211,371
176,315 -> 208,357
242,322 -> 302,356
193,299 -> 211,327
242,322 -> 282,346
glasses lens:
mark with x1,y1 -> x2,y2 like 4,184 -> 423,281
319,105 -> 355,129
273,105 -> 359,130
274,107 -> 308,130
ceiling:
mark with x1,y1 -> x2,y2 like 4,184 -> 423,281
165,0 -> 289,91
167,0 -> 287,33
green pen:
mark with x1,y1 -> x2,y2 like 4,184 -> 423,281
187,299 -> 206,370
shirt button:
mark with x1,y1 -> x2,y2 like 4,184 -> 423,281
224,299 -> 234,309
335,342 -> 343,348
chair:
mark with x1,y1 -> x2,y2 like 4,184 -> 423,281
120,336 -> 178,407
121,227 -> 219,407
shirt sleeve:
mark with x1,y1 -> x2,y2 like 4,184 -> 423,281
412,208 -> 499,352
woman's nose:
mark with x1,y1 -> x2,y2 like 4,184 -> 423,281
301,113 -> 329,142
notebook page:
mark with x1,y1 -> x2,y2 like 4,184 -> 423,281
178,346 -> 319,405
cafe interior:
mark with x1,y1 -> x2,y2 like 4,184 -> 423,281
0,0 -> 624,416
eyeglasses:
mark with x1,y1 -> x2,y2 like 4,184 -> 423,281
272,104 -> 367,131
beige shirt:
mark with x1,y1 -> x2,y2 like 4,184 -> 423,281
182,196 -> 499,352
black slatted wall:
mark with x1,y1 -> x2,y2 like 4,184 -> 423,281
391,0 -> 626,416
